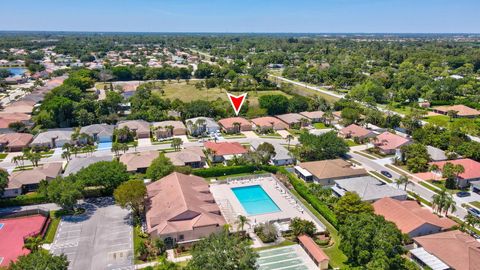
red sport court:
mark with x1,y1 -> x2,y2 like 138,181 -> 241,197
0,215 -> 47,267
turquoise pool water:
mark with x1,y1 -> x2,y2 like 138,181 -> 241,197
231,185 -> 280,215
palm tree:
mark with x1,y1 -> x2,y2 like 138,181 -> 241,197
299,118 -> 309,127
432,189 -> 456,215
24,236 -> 43,253
235,215 -> 250,232
465,213 -> 480,228
111,142 -> 121,157
171,138 -> 183,151
132,141 -> 138,152
323,110 -> 334,126
28,152 -> 42,167
11,155 -> 25,167
442,193 -> 456,216
165,125 -> 175,137
395,174 -> 411,190
61,150 -> 72,161
285,134 -> 294,150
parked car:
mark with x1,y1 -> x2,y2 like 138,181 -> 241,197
456,191 -> 471,197
467,207 -> 480,218
381,170 -> 392,178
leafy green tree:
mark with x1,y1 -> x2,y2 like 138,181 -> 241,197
0,169 -> 8,196
10,250 -> 69,270
339,213 -> 406,268
297,131 -> 349,161
289,217 -> 316,237
70,161 -> 129,194
146,153 -> 174,180
333,192 -> 373,223
45,178 -> 83,211
114,179 -> 147,218
24,236 -> 43,253
400,143 -> 431,173
186,230 -> 258,270
341,107 -> 361,126
259,94 -> 289,115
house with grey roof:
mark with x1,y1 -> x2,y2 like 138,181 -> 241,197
63,156 -> 113,176
426,146 -> 448,162
79,124 -> 115,143
152,121 -> 187,140
250,141 -> 295,166
332,175 -> 407,202
30,128 -> 74,148
185,117 -> 220,136
275,113 -> 310,129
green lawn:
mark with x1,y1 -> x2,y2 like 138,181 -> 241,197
345,139 -> 360,147
254,240 -> 296,251
354,151 -> 377,160
313,122 -> 329,129
43,211 -> 67,244
268,74 -> 340,103
425,114 -> 480,136
0,153 -> 8,160
470,201 -> 480,209
420,181 -> 441,194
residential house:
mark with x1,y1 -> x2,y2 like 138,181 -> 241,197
332,176 -> 407,202
250,141 -> 295,166
251,116 -> 288,132
295,159 -> 368,185
2,100 -> 36,114
429,158 -> 480,188
185,117 -> 219,136
63,156 -> 113,176
217,117 -> 252,133
275,113 -> 310,129
145,172 -> 226,247
204,141 -> 247,163
300,111 -> 325,123
0,133 -> 33,152
117,120 -> 151,139
165,147 -> 206,168
3,163 -> 63,198
339,124 -> 376,142
298,235 -> 329,270
411,230 -> 480,270
373,197 -> 456,237
374,131 -> 411,155
119,150 -> 159,173
79,124 -> 114,143
151,121 -> 187,140
433,105 -> 480,118
30,129 -> 74,148
0,112 -> 31,131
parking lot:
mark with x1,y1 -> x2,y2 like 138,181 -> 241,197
50,197 -> 133,270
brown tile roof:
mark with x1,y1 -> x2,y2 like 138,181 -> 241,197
251,116 -> 288,130
298,159 -> 368,180
119,150 -> 159,172
151,121 -> 186,130
146,172 -> 225,235
204,142 -> 247,156
7,163 -> 63,189
2,100 -> 36,114
414,230 -> 480,270
217,117 -> 251,129
373,197 -> 456,235
300,111 -> 324,119
434,105 -> 480,117
165,147 -> 205,166
0,133 -> 33,149
0,113 -> 31,128
117,120 -> 151,134
339,124 -> 374,138
375,132 -> 410,152
275,113 -> 308,124
298,235 -> 329,263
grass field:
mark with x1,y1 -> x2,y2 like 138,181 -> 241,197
425,114 -> 480,136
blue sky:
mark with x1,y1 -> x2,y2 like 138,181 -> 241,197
1,0 -> 479,33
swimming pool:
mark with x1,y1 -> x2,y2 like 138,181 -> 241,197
231,185 -> 280,215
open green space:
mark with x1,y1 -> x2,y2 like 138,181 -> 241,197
425,114 -> 480,136
313,122 -> 329,129
470,201 -> 480,209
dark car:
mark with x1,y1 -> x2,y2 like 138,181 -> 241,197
380,170 -> 392,178
456,191 -> 471,197
467,208 -> 480,218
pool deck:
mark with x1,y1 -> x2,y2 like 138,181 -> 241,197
210,175 -> 325,233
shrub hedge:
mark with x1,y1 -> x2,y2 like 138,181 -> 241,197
192,165 -> 278,178
277,167 -> 338,228
0,193 -> 49,207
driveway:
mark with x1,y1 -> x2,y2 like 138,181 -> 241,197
50,197 -> 133,270
241,131 -> 258,139
276,130 -> 291,139
137,138 -> 151,147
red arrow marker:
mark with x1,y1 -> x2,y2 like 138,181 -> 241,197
227,92 -> 247,116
